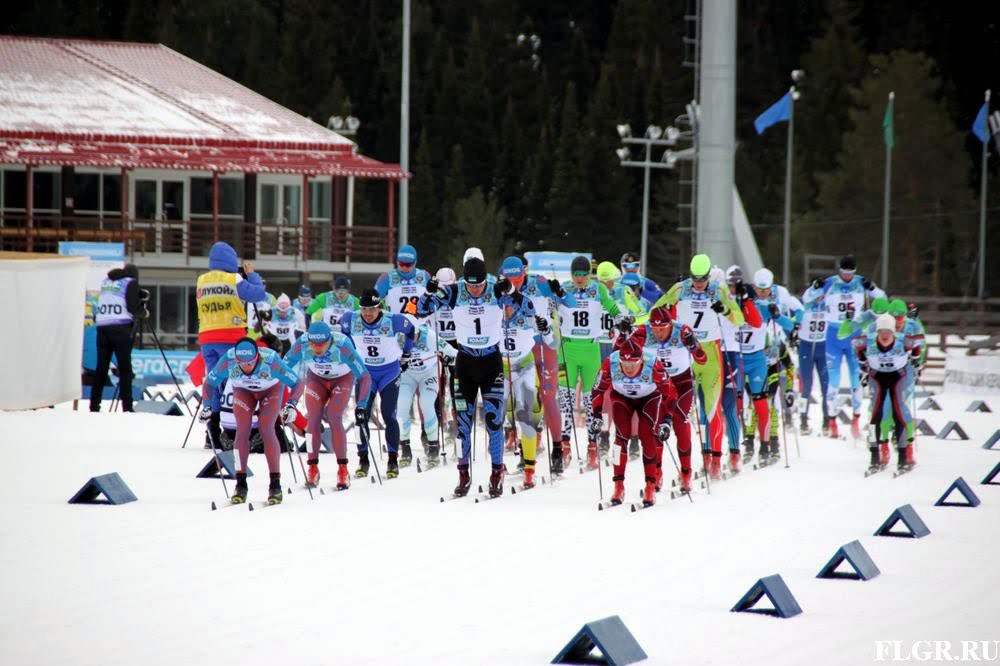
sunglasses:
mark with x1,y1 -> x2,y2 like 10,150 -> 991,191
622,262 -> 640,270
571,271 -> 589,277
397,261 -> 414,269
691,274 -> 709,282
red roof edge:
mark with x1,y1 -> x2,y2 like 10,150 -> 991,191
0,129 -> 354,154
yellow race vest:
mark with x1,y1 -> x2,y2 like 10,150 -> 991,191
196,270 -> 247,333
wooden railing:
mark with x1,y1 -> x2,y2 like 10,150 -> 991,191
0,213 -> 392,263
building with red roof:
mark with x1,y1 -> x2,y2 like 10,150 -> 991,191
0,35 -> 407,346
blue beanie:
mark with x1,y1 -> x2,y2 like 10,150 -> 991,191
621,273 -> 641,287
500,256 -> 525,280
307,321 -> 332,343
234,338 -> 259,362
397,244 -> 417,263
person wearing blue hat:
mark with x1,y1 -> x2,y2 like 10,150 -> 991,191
201,336 -> 301,505
307,276 -> 359,327
293,284 -> 313,317
286,321 -> 372,490
619,251 -> 664,303
339,288 -> 416,478
375,244 -> 433,318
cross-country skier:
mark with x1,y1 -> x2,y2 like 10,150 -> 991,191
376,244 -> 432,318
857,313 -> 916,474
591,337 -> 678,507
286,321 -> 371,490
266,293 -> 306,354
201,337 -> 301,505
195,242 -> 267,449
746,298 -> 797,465
558,255 -> 622,471
432,267 -> 459,451
795,284 -> 835,435
619,251 -> 664,304
650,254 -> 745,476
415,257 -> 517,498
804,255 -> 886,439
293,285 -> 312,317
308,276 -> 359,327
639,306 -> 706,494
397,318 -> 453,467
340,288 -> 415,478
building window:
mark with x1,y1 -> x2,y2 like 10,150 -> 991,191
190,177 -> 244,216
309,180 -> 331,220
3,170 -> 26,209
33,171 -> 60,211
157,285 -> 186,335
103,175 -> 121,212
73,173 -> 100,211
136,180 -> 157,219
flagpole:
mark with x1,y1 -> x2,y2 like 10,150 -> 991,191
882,92 -> 894,290
782,85 -> 795,285
979,89 -> 991,299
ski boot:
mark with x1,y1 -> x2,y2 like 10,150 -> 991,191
799,413 -> 809,436
851,414 -> 862,440
827,417 -> 839,439
355,451 -> 370,478
642,479 -> 657,507
709,454 -> 722,480
426,441 -> 441,468
386,452 -> 400,479
454,465 -> 471,497
336,462 -> 350,490
516,452 -> 526,473
267,474 -> 283,505
488,465 -> 505,498
523,467 -> 536,489
678,469 -> 692,494
728,450 -> 741,473
904,442 -> 916,467
866,447 -> 881,475
399,441 -> 413,468
561,436 -> 572,470
654,466 -> 664,493
628,436 -> 640,460
878,442 -> 890,466
598,431 -> 610,458
758,440 -> 771,466
702,452 -> 713,477
231,472 -> 248,504
896,449 -> 914,474
610,477 -> 625,505
742,435 -> 755,464
306,458 -> 320,488
550,443 -> 565,475
586,442 -> 600,471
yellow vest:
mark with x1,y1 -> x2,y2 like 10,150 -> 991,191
196,270 -> 248,333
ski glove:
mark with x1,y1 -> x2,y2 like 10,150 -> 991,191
548,279 -> 565,298
280,403 -> 296,424
614,311 -> 635,333
767,303 -> 781,319
811,278 -> 824,290
657,422 -> 672,442
862,277 -> 874,291
788,325 -> 799,347
534,315 -> 550,334
198,405 -> 213,424
425,278 -> 439,295
400,352 -> 411,373
710,300 -> 727,314
783,391 -> 796,409
493,278 -> 512,298
355,406 -> 369,425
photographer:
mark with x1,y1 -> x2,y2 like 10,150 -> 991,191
90,263 -> 143,412
196,242 -> 267,447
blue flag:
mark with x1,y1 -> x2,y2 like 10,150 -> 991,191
972,102 -> 990,143
754,92 -> 792,135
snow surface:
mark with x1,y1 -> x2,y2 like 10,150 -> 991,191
1,391 -> 999,665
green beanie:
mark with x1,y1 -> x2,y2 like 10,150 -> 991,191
690,254 -> 712,277
871,297 -> 890,315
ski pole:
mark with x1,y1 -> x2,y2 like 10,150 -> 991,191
203,387 -> 229,499
779,386 -> 791,469
359,419 -> 383,485
287,426 -> 313,499
282,414 -> 299,485
550,270 -> 581,463
659,420 -> 693,504
142,317 -> 195,416
180,394 -> 200,448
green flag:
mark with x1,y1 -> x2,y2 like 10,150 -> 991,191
883,93 -> 895,150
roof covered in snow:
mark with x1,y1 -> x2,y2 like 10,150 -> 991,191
0,36 -> 406,179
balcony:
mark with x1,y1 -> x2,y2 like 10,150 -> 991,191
0,213 -> 394,268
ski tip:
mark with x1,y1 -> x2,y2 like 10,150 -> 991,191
287,487 -> 292,494
510,486 -> 516,495
474,497 -> 480,504
371,476 -> 375,484
248,503 -> 254,512
630,504 -> 637,513
597,503 -> 603,511
319,488 -> 325,495
439,496 -> 445,503
541,476 -> 547,485
210,501 -> 217,511
478,484 -> 484,493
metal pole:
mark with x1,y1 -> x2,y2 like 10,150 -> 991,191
640,142 -> 651,275
882,91 -> 894,291
399,0 -> 411,248
782,86 -> 794,285
979,89 -> 991,299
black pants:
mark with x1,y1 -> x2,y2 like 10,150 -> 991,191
90,323 -> 136,412
452,350 -> 506,465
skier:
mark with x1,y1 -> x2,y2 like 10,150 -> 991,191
376,244 -> 432,318
639,306 -> 706,493
416,257 -> 516,498
650,254 -> 745,478
286,321 -> 371,489
432,267 -> 459,451
307,276 -> 359,327
804,255 -> 886,439
507,257 -> 575,472
747,300 -> 797,465
397,318 -> 453,467
293,285 -> 312,317
266,293 -> 306,354
619,251 -> 664,304
200,337 -> 301,505
591,337 -> 678,507
720,266 -> 767,470
858,314 -> 916,474
90,263 -> 142,413
596,261 -> 625,362
796,284 -> 834,435
339,288 -> 416,477
558,255 -> 622,472
195,242 -> 266,449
